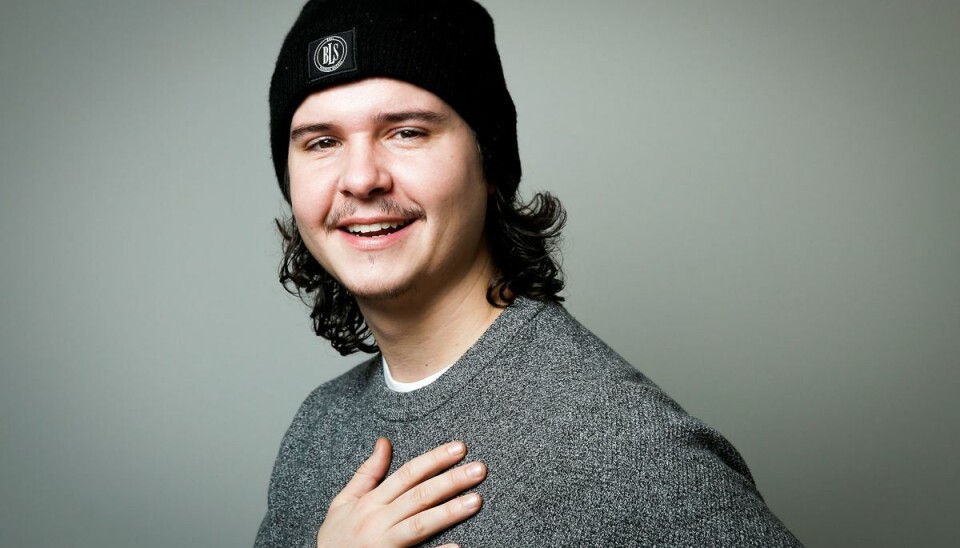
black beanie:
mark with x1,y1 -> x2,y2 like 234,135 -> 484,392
269,0 -> 521,203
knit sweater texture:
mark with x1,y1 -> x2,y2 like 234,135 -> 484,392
255,297 -> 803,547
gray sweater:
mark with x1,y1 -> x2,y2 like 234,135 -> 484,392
256,297 -> 803,547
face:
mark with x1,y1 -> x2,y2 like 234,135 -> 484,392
287,78 -> 493,303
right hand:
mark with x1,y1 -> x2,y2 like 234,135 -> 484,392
316,437 -> 487,548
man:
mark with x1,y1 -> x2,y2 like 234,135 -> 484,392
257,0 -> 803,546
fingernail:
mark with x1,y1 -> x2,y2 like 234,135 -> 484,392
448,441 -> 466,456
463,494 -> 481,509
467,462 -> 485,478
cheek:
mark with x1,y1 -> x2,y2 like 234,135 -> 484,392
428,146 -> 488,209
290,197 -> 314,231
289,175 -> 331,229
433,175 -> 489,236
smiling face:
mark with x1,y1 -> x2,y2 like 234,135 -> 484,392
287,78 -> 493,305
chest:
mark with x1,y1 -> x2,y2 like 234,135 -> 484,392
286,397 -> 634,543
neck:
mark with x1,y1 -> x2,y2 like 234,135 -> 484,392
358,261 -> 503,383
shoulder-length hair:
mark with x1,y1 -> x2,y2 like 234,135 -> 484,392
276,164 -> 566,356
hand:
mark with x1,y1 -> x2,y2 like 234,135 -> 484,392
316,437 -> 486,548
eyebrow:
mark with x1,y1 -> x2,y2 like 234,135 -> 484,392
289,110 -> 450,142
290,122 -> 334,143
375,110 -> 449,125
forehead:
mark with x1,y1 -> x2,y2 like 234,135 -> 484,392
291,77 -> 459,127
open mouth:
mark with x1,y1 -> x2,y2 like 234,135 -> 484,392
341,219 -> 415,237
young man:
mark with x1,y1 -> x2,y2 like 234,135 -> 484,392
257,0 -> 803,546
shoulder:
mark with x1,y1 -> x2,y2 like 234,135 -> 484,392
510,304 -> 753,487
292,355 -> 378,422
275,355 -> 379,452
511,305 -> 801,544
265,355 -> 377,501
516,301 -> 663,399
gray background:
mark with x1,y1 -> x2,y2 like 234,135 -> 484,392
1,0 -> 957,546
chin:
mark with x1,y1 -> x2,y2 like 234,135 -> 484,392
343,277 -> 420,303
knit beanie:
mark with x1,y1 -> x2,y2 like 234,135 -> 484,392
269,0 -> 521,202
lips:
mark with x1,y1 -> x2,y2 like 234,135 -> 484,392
342,219 -> 414,237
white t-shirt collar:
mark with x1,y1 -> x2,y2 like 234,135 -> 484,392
382,356 -> 454,393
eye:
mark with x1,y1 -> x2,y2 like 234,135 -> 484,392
392,128 -> 427,141
306,137 -> 340,150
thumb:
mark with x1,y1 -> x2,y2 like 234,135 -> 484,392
336,437 -> 392,502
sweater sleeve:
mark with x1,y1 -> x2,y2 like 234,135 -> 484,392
608,380 -> 804,547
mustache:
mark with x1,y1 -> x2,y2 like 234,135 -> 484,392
324,198 -> 426,229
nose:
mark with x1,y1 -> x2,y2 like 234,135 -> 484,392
337,140 -> 392,199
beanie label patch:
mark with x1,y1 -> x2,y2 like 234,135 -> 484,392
307,30 -> 357,82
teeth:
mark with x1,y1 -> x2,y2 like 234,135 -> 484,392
345,220 -> 409,234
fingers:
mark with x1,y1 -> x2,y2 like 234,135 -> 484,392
372,440 -> 469,504
322,440 -> 484,547
385,461 -> 487,524
333,437 -> 392,504
386,493 -> 483,546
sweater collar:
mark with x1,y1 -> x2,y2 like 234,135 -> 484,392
360,296 -> 547,422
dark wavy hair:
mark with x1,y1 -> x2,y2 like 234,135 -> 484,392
276,159 -> 566,356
